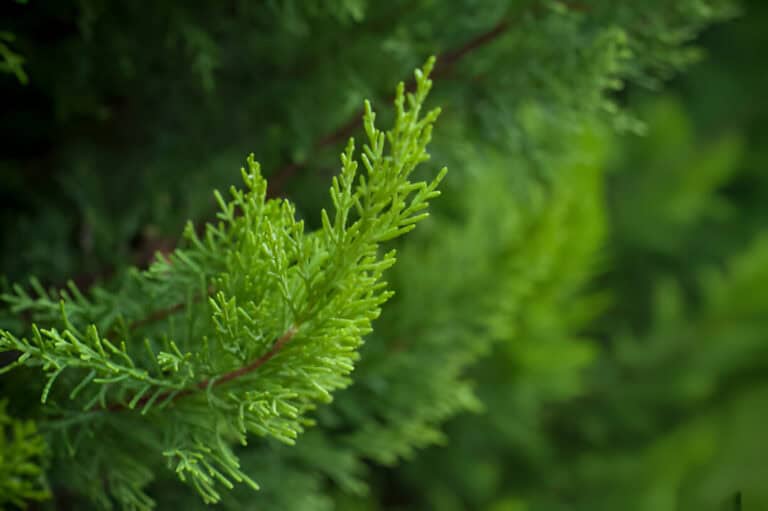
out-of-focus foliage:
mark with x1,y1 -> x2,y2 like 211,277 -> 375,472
384,3 -> 768,510
2,0 -> 765,509
0,399 -> 50,508
0,31 -> 27,84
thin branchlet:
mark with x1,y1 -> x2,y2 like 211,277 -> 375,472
106,326 -> 298,412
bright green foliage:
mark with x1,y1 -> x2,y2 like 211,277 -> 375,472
0,60 -> 444,508
0,400 -> 49,509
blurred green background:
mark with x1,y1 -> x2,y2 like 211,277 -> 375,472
1,1 -> 767,509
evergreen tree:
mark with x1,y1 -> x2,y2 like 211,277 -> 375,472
2,1 -> 765,509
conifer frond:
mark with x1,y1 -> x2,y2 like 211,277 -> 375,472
0,58 -> 444,508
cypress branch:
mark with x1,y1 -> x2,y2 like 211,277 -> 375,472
0,58 -> 445,508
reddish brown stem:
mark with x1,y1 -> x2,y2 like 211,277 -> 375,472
436,19 -> 512,73
127,301 -> 188,331
265,17 -> 514,198
106,325 -> 298,412
126,286 -> 214,332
